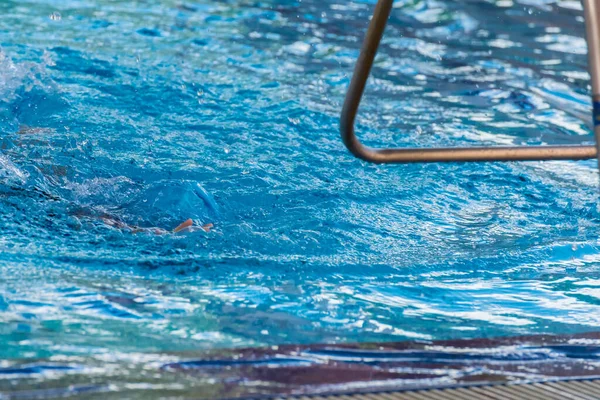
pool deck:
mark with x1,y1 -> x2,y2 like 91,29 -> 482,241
167,331 -> 600,399
270,379 -> 600,400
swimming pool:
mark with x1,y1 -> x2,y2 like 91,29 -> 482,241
1,0 -> 600,397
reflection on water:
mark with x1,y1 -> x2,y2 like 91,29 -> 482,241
4,331 -> 600,398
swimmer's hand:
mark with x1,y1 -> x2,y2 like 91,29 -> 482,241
173,219 -> 213,233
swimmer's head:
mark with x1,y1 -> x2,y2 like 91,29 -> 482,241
124,180 -> 218,228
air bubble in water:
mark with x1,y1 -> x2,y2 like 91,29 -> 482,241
42,51 -> 56,67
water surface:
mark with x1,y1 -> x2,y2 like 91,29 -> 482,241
1,0 -> 600,396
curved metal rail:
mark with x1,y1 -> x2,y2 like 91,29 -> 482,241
340,0 -> 600,164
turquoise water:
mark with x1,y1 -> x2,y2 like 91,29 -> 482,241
2,0 -> 600,395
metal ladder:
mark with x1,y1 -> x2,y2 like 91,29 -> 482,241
341,0 -> 600,164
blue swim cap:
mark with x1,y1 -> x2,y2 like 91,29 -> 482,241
124,180 -> 218,228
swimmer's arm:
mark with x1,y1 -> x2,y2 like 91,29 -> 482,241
173,219 -> 213,233
101,217 -> 212,235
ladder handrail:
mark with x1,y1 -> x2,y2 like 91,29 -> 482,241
340,0 -> 600,164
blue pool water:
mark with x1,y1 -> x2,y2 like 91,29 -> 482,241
2,0 -> 600,395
